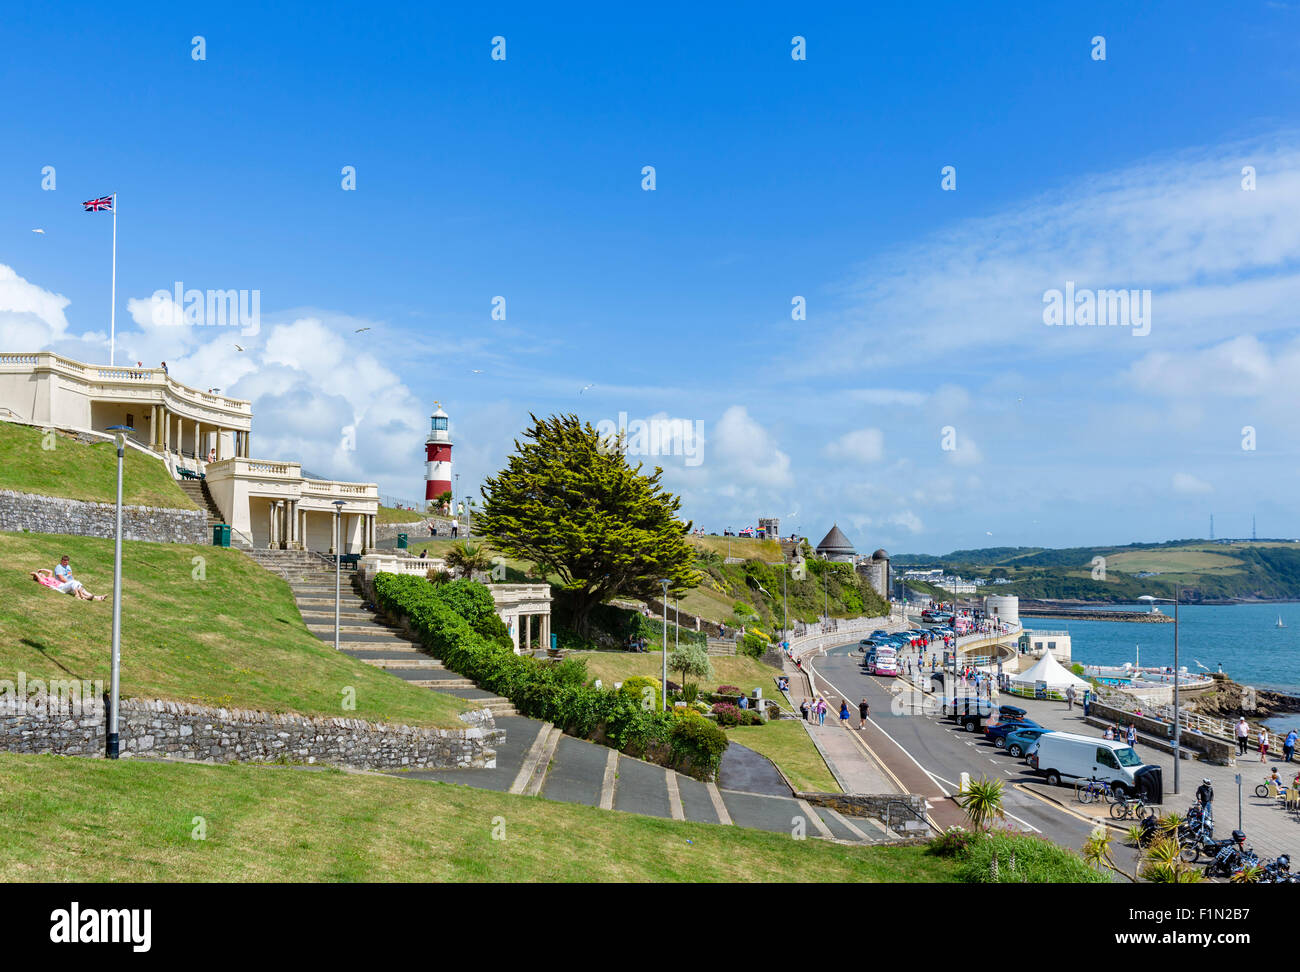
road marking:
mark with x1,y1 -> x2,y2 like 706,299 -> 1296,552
665,770 -> 685,821
797,799 -> 834,839
508,721 -> 554,795
706,783 -> 733,825
598,747 -> 618,810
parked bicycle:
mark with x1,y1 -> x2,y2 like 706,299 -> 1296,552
1076,777 -> 1114,805
1110,793 -> 1155,820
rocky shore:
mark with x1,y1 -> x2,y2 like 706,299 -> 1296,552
1186,675 -> 1300,720
1019,606 -> 1174,623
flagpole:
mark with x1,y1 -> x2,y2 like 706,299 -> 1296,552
110,193 -> 117,367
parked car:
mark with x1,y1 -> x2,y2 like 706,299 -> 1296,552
870,630 -> 891,640
1003,727 -> 1050,758
985,717 -> 1042,747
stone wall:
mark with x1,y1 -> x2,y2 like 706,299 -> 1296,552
1088,701 -> 1236,766
797,792 -> 932,834
0,696 -> 502,770
0,489 -> 208,544
375,517 -> 459,543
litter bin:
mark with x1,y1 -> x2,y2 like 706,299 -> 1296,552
397,533 -> 408,549
212,523 -> 231,548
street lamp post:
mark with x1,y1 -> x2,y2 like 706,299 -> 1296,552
333,500 -> 346,652
1141,588 -> 1183,795
659,579 -> 671,712
105,425 -> 133,758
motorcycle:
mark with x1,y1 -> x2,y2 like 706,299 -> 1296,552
1185,829 -> 1243,865
1203,830 -> 1257,879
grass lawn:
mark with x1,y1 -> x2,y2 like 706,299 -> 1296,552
377,505 -> 431,524
570,650 -> 787,703
689,535 -> 785,562
0,421 -> 194,509
0,531 -> 472,728
0,754 -> 959,881
726,720 -> 840,794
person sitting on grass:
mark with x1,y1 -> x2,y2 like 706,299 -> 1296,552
33,558 -> 106,601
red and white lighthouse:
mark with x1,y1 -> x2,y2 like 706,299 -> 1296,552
424,404 -> 453,506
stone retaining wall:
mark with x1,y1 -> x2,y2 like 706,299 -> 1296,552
0,696 -> 502,770
375,517 -> 458,543
1089,700 -> 1236,766
798,792 -> 931,833
0,489 -> 208,544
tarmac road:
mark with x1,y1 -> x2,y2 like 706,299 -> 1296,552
805,641 -> 1140,865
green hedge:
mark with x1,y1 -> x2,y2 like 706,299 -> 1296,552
372,575 -> 729,780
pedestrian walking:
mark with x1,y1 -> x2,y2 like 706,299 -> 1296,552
1065,685 -> 1076,710
1260,728 -> 1270,762
839,699 -> 851,725
816,697 -> 827,727
799,698 -> 810,722
1286,729 -> 1298,763
858,698 -> 869,729
1236,716 -> 1250,756
1082,689 -> 1091,719
1126,724 -> 1137,748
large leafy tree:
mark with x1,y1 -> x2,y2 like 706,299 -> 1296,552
478,413 -> 701,636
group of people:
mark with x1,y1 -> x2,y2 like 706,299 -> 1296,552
31,555 -> 105,601
1101,723 -> 1140,748
1235,717 -> 1299,763
798,695 -> 870,730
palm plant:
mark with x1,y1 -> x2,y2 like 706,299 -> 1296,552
1230,862 -> 1262,884
955,776 -> 1006,831
1083,825 -> 1137,883
425,566 -> 453,586
444,541 -> 494,580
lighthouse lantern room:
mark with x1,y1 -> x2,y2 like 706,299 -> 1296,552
425,404 -> 453,507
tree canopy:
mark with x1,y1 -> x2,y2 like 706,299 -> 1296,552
477,413 -> 701,635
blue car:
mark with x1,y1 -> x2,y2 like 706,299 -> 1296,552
1003,727 -> 1050,758
984,717 -> 1042,748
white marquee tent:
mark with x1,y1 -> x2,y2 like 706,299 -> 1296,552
1009,649 -> 1091,692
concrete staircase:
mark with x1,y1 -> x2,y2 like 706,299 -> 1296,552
247,550 -> 517,718
176,477 -> 252,549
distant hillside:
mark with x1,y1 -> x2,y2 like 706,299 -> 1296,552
894,539 -> 1300,602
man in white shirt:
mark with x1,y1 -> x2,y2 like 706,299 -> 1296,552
52,555 -> 105,601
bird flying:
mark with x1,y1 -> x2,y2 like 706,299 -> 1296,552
31,228 -> 44,234
234,344 -> 245,352
354,327 -> 370,333
471,369 -> 484,374
580,383 -> 594,394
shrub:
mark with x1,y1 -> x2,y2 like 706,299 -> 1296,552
740,632 -> 769,658
619,675 -> 662,712
712,702 -> 740,726
738,710 -> 762,726
371,573 -> 723,780
717,685 -> 742,695
669,714 -> 729,776
952,831 -> 1108,884
927,826 -> 974,858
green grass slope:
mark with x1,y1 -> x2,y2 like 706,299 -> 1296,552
1,531 -> 472,728
0,421 -> 194,509
0,754 -> 955,881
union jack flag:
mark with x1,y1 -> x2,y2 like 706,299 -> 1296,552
82,195 -> 113,212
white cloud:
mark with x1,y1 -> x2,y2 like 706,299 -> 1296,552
710,405 -> 793,489
824,427 -> 885,463
0,264 -> 104,357
1172,472 -> 1213,494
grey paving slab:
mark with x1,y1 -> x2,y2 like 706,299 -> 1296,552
613,755 -> 673,819
541,736 -> 608,807
316,630 -> 410,644
718,790 -> 804,835
387,669 -> 464,683
342,649 -> 429,661
676,775 -> 720,824
435,687 -> 499,700
717,742 -> 791,796
403,715 -> 545,791
812,806 -> 860,842
844,814 -> 889,840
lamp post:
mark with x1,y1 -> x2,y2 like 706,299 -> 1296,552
659,578 -> 670,711
1140,589 -> 1182,795
105,425 -> 133,758
333,500 -> 346,652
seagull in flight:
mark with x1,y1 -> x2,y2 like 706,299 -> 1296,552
234,344 -> 245,352
354,327 -> 370,333
470,369 -> 484,374
31,228 -> 44,234
580,383 -> 594,394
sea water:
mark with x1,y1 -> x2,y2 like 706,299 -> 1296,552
1023,602 -> 1300,694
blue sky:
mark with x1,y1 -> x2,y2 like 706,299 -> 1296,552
4,1 -> 1300,553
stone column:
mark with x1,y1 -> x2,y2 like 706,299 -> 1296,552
288,500 -> 298,548
541,613 -> 550,652
524,614 -> 532,653
244,432 -> 251,458
268,503 -> 277,548
194,421 -> 200,461
163,409 -> 171,452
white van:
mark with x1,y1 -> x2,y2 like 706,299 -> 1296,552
1028,731 -> 1163,801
